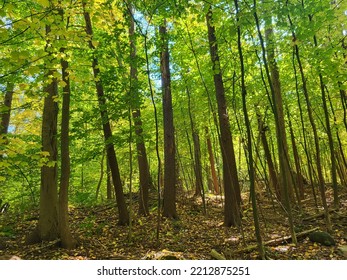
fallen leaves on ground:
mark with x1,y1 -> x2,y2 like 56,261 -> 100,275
0,188 -> 346,260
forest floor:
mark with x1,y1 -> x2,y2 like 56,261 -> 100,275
1,186 -> 347,260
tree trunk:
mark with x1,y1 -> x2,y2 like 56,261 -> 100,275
206,6 -> 241,227
186,86 -> 203,198
83,4 -> 129,225
311,26 -> 339,208
133,109 -> 151,216
128,7 -> 151,216
160,22 -> 177,219
256,111 -> 280,199
58,41 -> 75,249
35,25 -> 59,242
265,26 -> 294,203
287,9 -> 331,229
205,127 -> 219,194
1,82 -> 14,135
106,158 -> 113,199
253,0 -> 297,244
234,0 -> 265,259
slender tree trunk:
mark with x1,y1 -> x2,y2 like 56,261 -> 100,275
83,4 -> 129,225
58,44 -> 75,249
128,5 -> 151,216
311,25 -> 339,208
253,0 -> 297,244
160,22 -> 177,219
234,0 -> 265,259
205,127 -> 219,194
106,158 -> 113,199
265,26 -> 294,203
256,111 -> 280,199
95,151 -> 105,201
287,7 -> 332,229
186,85 -> 203,198
291,47 -> 318,209
286,108 -> 305,201
1,82 -> 14,135
206,6 -> 241,227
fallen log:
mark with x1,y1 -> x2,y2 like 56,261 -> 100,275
230,227 -> 320,255
302,209 -> 337,221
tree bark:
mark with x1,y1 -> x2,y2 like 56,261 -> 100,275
160,22 -> 177,219
206,6 -> 241,227
186,85 -> 203,198
36,25 -> 59,242
205,127 -> 219,194
128,6 -> 151,216
1,82 -> 14,135
58,44 -> 75,249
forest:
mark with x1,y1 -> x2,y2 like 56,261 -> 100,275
0,0 -> 347,260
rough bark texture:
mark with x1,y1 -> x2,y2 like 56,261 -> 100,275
206,6 -> 241,227
37,26 -> 59,241
160,23 -> 177,219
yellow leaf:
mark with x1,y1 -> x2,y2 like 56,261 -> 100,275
36,0 -> 50,7
59,80 -> 67,88
92,40 -> 99,48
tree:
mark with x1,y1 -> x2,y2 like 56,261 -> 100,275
29,22 -> 60,243
58,3 -> 75,249
253,0 -> 297,244
127,3 -> 152,216
1,83 -> 14,136
206,5 -> 241,227
83,2 -> 129,225
160,21 -> 177,219
234,0 -> 265,259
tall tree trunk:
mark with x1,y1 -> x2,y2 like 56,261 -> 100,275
265,25 -> 294,203
256,111 -> 280,199
286,108 -> 305,201
291,46 -> 318,209
1,82 -> 14,135
128,6 -> 151,216
83,4 -> 129,225
58,44 -> 75,249
234,0 -> 265,259
106,158 -> 113,199
287,6 -> 332,229
253,0 -> 297,244
160,22 -> 177,219
310,22 -> 339,208
206,6 -> 241,227
186,85 -> 203,198
205,127 -> 219,194
28,24 -> 60,243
